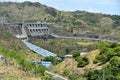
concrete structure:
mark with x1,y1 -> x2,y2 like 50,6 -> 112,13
0,55 -> 8,65
22,40 -> 57,57
2,22 -> 50,39
30,59 -> 52,68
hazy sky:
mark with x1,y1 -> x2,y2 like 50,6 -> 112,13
1,0 -> 120,15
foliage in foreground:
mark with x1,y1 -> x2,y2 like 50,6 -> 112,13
42,56 -> 62,65
71,50 -> 89,67
0,46 -> 46,76
85,42 -> 120,80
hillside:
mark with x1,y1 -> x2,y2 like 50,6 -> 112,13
49,42 -> 120,80
49,50 -> 100,79
0,31 -> 46,80
0,1 -> 120,40
0,62 -> 41,80
0,31 -> 42,60
0,1 -> 120,80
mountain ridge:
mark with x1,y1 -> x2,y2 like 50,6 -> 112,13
0,1 -> 120,40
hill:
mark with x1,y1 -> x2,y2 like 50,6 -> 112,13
0,31 -> 46,80
49,50 -> 100,79
0,1 -> 120,40
0,30 -> 42,60
0,1 -> 120,80
0,62 -> 41,80
49,42 -> 120,80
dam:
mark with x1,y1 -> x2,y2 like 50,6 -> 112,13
1,22 -> 50,39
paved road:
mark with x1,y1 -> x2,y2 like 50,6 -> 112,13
45,71 -> 68,80
51,34 -> 120,44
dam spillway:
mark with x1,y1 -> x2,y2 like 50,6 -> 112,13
1,22 -> 50,39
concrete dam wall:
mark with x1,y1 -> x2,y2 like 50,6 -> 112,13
1,22 -> 50,39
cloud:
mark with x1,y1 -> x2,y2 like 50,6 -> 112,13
86,7 -> 101,13
86,8 -> 95,13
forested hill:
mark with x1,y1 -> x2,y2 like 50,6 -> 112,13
0,1 -> 120,27
0,1 -> 120,40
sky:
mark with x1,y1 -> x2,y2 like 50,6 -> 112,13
1,0 -> 120,15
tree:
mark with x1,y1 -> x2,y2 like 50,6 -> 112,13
98,41 -> 108,54
110,56 -> 120,67
43,56 -> 62,65
109,42 -> 119,48
70,50 -> 80,58
96,55 -> 108,63
75,56 -> 89,67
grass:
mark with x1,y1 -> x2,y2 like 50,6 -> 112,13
77,41 -> 95,46
31,39 -> 98,56
49,49 -> 103,79
0,62 -> 41,80
0,31 -> 43,80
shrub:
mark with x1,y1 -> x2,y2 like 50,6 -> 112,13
110,56 -> 120,67
93,59 -> 99,64
43,56 -> 62,65
63,69 -> 70,76
98,41 -> 108,54
96,55 -> 108,63
75,56 -> 89,67
106,49 -> 116,59
109,42 -> 119,48
70,50 -> 80,58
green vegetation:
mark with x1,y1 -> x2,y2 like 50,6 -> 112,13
71,50 -> 89,67
0,46 -> 46,76
94,42 -> 120,63
42,56 -> 62,65
41,72 -> 52,80
71,50 -> 80,58
0,1 -> 119,28
75,56 -> 89,67
85,42 -> 120,80
0,31 -> 47,79
0,2 -> 120,40
0,1 -> 120,79
31,39 -> 98,56
50,41 -> 120,80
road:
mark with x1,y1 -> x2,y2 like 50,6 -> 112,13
45,71 -> 69,80
51,34 -> 120,44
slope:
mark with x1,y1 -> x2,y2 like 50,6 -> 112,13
0,2 -> 120,40
0,62 -> 41,80
49,42 -> 120,80
49,50 -> 100,79
0,31 -> 45,80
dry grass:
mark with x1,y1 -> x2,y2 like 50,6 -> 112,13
77,41 -> 95,46
82,50 -> 102,70
50,49 -> 103,78
0,62 -> 41,80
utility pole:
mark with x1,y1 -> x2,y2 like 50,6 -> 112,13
72,58 -> 74,80
102,65 -> 105,80
71,41 -> 74,80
